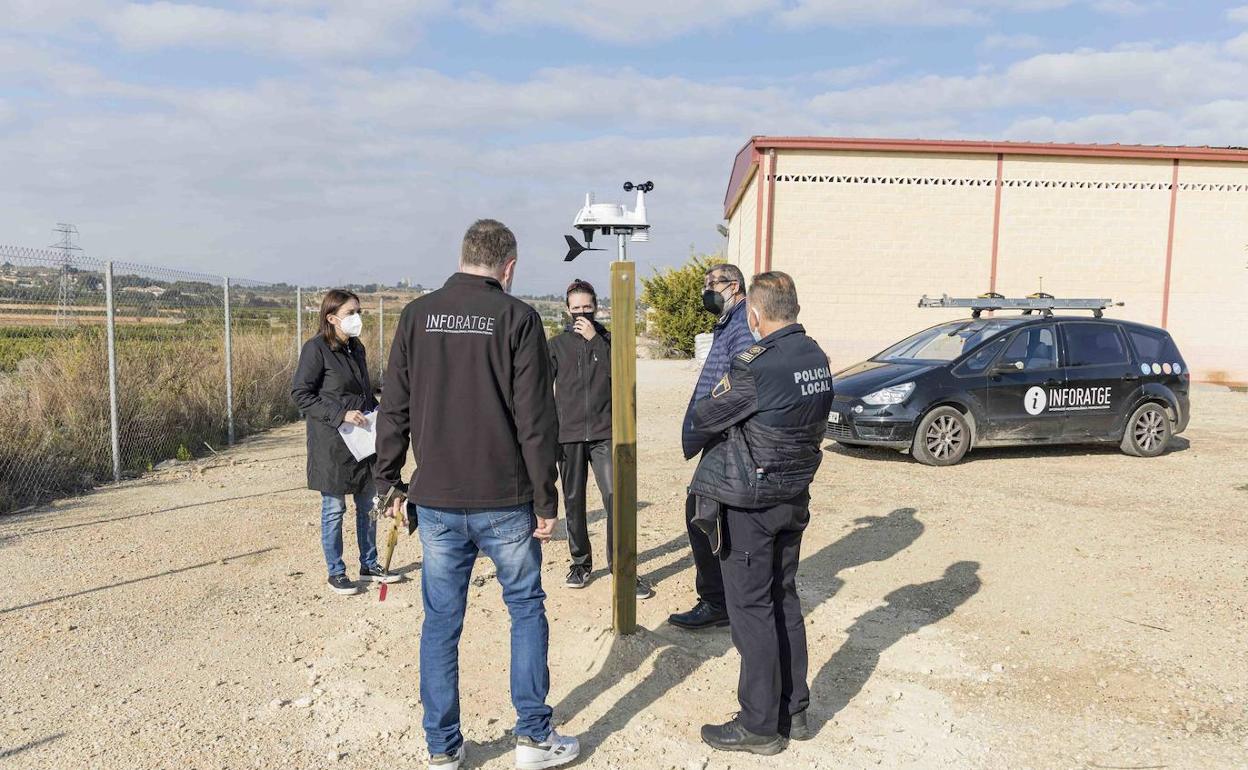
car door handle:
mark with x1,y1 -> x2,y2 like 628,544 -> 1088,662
1045,379 -> 1060,387
1123,374 -> 1140,382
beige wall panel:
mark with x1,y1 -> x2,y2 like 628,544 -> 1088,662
766,151 -> 998,369
994,172 -> 1171,330
725,171 -> 757,275
779,149 -> 995,179
1005,155 -> 1172,183
1168,161 -> 1248,383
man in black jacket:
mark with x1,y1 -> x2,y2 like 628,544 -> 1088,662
374,220 -> 579,770
684,271 -> 834,756
548,280 -> 654,599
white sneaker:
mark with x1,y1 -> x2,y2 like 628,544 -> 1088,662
515,730 -> 580,770
429,744 -> 465,770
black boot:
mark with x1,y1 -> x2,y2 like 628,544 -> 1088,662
700,717 -> 784,755
667,601 -> 729,630
780,710 -> 811,741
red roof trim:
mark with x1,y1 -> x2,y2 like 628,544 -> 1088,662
722,135 -> 1248,218
723,139 -> 758,219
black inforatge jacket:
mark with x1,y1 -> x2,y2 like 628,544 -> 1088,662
548,320 -> 611,444
374,273 -> 561,518
686,324 -> 834,509
291,335 -> 378,495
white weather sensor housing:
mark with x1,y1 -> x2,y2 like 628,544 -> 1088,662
565,181 -> 653,261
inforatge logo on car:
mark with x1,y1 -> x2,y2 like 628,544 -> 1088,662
1024,385 -> 1113,415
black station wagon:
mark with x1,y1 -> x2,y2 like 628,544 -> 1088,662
826,296 -> 1190,466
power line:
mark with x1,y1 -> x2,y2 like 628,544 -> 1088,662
50,223 -> 82,325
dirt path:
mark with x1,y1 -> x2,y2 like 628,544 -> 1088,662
2,360 -> 1246,769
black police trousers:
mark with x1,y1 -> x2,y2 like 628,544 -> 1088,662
559,439 -> 613,570
719,493 -> 810,737
685,493 -> 726,609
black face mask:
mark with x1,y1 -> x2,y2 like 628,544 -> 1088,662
570,311 -> 595,324
702,288 -> 726,315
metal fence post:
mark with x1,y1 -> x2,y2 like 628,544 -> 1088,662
378,296 -> 385,380
104,261 -> 122,483
295,286 -> 303,357
224,276 -> 235,446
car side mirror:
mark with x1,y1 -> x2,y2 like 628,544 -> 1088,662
992,360 -> 1025,375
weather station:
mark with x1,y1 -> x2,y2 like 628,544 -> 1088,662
565,180 -> 653,635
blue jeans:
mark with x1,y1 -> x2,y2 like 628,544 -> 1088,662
416,503 -> 552,755
320,481 -> 378,577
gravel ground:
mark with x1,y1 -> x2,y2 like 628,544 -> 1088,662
2,359 -> 1246,770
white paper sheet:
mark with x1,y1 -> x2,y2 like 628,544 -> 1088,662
337,410 -> 378,461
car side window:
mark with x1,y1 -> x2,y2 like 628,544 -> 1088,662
1128,328 -> 1181,363
1000,326 -> 1057,371
1063,323 -> 1128,367
954,337 -> 1008,375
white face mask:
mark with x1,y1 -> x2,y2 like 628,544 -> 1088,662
749,307 -> 763,342
338,312 -> 363,338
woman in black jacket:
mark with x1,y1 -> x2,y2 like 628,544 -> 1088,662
291,289 -> 396,595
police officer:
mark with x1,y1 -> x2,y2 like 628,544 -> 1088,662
684,271 -> 834,755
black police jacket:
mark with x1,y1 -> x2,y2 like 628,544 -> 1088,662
373,273 -> 560,518
291,336 -> 378,495
686,324 -> 834,509
549,322 -> 612,444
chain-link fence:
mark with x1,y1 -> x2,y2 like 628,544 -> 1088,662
0,245 -> 413,514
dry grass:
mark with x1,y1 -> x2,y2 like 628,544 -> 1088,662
0,330 -> 298,513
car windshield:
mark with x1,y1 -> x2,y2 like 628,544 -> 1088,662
874,319 -> 1022,363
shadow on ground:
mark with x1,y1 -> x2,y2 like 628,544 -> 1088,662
826,436 -> 1190,464
468,506 -> 939,765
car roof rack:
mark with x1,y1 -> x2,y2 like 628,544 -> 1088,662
917,292 -> 1123,318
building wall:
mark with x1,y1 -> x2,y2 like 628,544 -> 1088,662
725,148 -> 1248,383
744,149 -> 999,366
726,169 -> 757,275
995,155 -> 1173,328
1167,161 -> 1248,384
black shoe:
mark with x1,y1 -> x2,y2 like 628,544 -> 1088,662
780,710 -> 811,741
327,574 -> 360,596
700,717 -> 784,755
635,577 -> 655,601
359,565 -> 400,584
565,566 -> 589,589
668,601 -> 729,630
361,564 -> 399,581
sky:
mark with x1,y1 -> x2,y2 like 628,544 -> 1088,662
2,1 -> 1248,295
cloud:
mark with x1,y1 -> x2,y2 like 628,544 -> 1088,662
103,1 -> 443,59
1090,0 -> 1156,15
777,0 -> 1076,28
980,33 -> 1044,51
1230,5 -> 1248,23
458,0 -> 777,43
806,40 -> 1248,123
4,8 -> 1248,290
1003,100 -> 1248,146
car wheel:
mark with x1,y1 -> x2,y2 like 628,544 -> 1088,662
911,406 -> 971,466
1121,402 -> 1171,457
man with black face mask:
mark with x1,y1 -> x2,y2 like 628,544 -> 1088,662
669,263 -> 754,630
549,279 -> 654,599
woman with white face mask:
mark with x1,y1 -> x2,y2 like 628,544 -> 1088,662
291,289 -> 396,596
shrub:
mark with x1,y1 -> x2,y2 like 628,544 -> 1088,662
641,255 -> 717,358
0,330 -> 299,513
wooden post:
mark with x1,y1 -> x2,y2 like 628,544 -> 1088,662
610,257 -> 638,635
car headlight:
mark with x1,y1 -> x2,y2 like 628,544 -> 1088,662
862,382 -> 915,406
